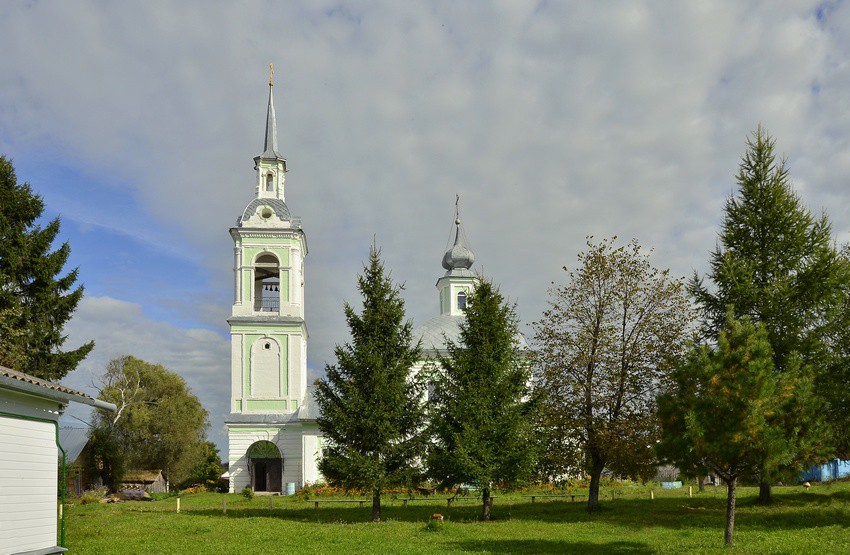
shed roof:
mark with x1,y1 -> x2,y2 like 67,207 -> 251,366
0,366 -> 117,411
58,427 -> 90,464
121,470 -> 164,483
1,366 -> 91,397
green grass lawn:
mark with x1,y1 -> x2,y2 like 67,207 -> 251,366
64,482 -> 850,554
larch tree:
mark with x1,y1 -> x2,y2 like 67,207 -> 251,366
315,245 -> 427,522
88,356 -> 210,489
428,278 -> 538,522
0,155 -> 93,380
534,237 -> 692,512
658,313 -> 817,547
690,127 -> 846,503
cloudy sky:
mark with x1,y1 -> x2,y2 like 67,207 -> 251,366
2,1 -> 849,453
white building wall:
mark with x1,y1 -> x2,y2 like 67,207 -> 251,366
227,426 -> 308,493
0,409 -> 59,554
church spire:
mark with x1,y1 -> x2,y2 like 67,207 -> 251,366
260,62 -> 283,161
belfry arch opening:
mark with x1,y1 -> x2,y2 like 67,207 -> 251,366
254,253 -> 280,312
266,173 -> 274,192
246,440 -> 282,493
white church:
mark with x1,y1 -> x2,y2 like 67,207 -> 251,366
225,76 -> 483,493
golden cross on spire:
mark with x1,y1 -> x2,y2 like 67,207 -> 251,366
269,62 -> 274,87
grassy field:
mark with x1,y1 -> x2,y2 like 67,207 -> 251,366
64,481 -> 850,554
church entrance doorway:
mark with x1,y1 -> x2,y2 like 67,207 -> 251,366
247,440 -> 283,493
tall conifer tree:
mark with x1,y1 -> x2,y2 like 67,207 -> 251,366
428,279 -> 537,521
0,155 -> 93,379
315,245 -> 426,522
690,127 -> 844,503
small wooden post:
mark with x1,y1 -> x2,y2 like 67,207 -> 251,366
223,498 -> 227,514
650,490 -> 654,500
176,498 -> 181,513
58,502 -> 63,520
688,486 -> 693,498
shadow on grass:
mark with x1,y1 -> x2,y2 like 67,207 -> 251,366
449,539 -> 653,554
179,489 -> 850,533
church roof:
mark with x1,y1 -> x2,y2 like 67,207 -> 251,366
237,197 -> 292,225
414,314 -> 463,355
442,218 -> 475,273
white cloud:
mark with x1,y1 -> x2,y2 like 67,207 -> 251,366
60,296 -> 230,451
3,1 -> 850,450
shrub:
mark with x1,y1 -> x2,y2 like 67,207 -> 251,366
78,487 -> 108,505
242,486 -> 254,500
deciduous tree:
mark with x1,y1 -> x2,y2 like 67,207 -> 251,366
534,237 -> 692,511
428,279 -> 538,522
315,245 -> 426,522
0,155 -> 93,379
89,356 -> 209,489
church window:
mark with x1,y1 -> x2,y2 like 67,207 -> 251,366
266,173 -> 274,191
261,207 -> 273,219
457,290 -> 467,311
264,342 -> 271,350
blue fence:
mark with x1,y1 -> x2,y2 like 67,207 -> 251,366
800,459 -> 850,482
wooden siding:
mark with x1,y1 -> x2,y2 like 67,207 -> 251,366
0,415 -> 58,554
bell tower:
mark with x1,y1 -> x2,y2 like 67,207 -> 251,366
226,67 -> 320,493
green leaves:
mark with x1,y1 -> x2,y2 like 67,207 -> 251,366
89,356 -> 210,489
533,237 -> 692,505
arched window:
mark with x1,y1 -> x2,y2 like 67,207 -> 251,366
457,290 -> 467,311
254,253 -> 280,312
266,173 -> 274,191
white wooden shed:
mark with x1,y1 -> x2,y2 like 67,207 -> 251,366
0,366 -> 116,555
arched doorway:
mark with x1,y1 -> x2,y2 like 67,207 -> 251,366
247,440 -> 282,492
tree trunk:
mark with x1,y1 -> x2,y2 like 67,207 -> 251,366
372,489 -> 381,522
586,457 -> 605,512
725,477 -> 737,547
758,481 -> 772,505
482,487 -> 492,521
697,475 -> 705,493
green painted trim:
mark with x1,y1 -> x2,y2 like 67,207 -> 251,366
242,269 -> 252,302
230,324 -> 304,333
441,287 -> 450,313
232,399 -> 242,412
290,400 -> 298,411
243,237 -> 298,247
280,269 -> 290,302
246,399 -> 288,411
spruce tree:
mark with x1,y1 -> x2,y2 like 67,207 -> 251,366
428,278 -> 537,521
691,127 -> 845,503
0,155 -> 93,380
315,245 -> 426,522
